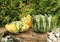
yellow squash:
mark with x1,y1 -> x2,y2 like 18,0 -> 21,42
22,14 -> 32,28
5,23 -> 17,33
5,14 -> 32,33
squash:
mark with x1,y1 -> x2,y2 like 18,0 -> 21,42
32,14 -> 57,33
5,23 -> 17,33
21,14 -> 32,28
5,14 -> 32,33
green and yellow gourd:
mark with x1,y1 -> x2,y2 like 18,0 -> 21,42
5,14 -> 32,34
32,14 -> 57,33
5,21 -> 23,34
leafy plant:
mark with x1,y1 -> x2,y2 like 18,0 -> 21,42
0,33 -> 4,42
0,0 -> 60,26
0,0 -> 20,26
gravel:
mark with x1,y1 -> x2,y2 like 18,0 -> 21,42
47,27 -> 60,42
1,35 -> 14,42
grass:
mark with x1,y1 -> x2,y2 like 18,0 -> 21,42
0,33 -> 4,42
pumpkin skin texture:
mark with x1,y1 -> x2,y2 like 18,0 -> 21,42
5,14 -> 32,34
21,14 -> 32,28
32,14 -> 57,33
5,23 -> 17,33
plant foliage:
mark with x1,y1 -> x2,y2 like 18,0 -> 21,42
0,0 -> 60,26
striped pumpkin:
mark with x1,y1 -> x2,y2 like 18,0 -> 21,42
32,14 -> 57,33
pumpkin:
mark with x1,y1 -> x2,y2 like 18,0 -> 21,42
21,14 -> 32,28
32,14 -> 57,33
5,14 -> 32,33
5,23 -> 17,33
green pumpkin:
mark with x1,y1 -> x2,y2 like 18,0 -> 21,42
32,14 -> 57,33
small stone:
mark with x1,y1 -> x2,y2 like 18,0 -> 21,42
55,32 -> 59,37
48,32 -> 54,36
58,37 -> 60,42
1,38 -> 5,42
4,37 -> 8,42
9,38 -> 13,40
47,39 -> 52,42
6,35 -> 11,38
49,35 -> 57,40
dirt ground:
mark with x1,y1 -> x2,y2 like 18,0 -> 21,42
0,28 -> 47,42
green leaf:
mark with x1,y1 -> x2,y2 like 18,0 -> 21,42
0,33 -> 4,42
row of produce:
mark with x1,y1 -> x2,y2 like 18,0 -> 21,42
5,14 -> 58,34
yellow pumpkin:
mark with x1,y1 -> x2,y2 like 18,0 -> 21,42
22,14 -> 32,28
5,23 -> 17,33
5,14 -> 32,33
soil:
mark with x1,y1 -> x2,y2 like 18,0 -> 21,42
0,28 -> 47,42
